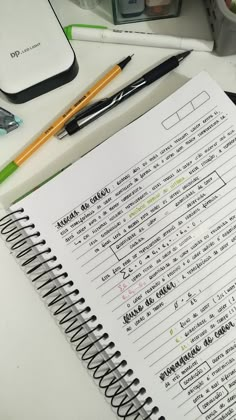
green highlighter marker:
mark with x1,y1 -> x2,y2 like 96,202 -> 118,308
64,24 -> 214,52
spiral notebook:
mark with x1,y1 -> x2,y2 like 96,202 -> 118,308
1,71 -> 236,420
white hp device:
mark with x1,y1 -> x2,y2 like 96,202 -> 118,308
0,0 -> 78,103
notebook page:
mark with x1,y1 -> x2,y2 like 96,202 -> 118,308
11,72 -> 236,420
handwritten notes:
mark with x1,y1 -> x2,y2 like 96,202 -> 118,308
13,72 -> 236,420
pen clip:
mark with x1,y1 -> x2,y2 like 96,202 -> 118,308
71,98 -> 108,122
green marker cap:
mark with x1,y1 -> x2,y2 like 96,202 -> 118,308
0,161 -> 18,184
64,24 -> 108,40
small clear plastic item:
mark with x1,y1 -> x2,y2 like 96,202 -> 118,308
0,107 -> 23,136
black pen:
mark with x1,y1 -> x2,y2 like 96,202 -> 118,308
57,50 -> 192,140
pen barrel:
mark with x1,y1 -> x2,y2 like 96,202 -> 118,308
67,77 -> 147,134
76,65 -> 122,103
144,56 -> 179,84
65,56 -> 180,136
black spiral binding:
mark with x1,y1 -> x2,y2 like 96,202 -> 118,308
0,209 -> 164,420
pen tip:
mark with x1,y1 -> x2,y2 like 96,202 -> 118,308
118,54 -> 134,69
176,49 -> 192,62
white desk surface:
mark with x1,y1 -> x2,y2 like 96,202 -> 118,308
1,0 -> 236,419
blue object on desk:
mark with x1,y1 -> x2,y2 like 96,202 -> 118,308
0,108 -> 23,136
